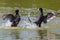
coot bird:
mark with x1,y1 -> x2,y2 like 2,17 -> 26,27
34,8 -> 44,27
33,8 -> 56,27
12,9 -> 20,27
2,9 -> 21,27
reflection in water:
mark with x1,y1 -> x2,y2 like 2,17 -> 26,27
10,29 -> 19,39
0,29 -> 47,40
19,29 -> 40,40
0,29 -> 20,40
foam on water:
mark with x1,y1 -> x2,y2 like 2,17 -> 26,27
5,20 -> 12,27
17,16 -> 38,28
0,20 -> 12,27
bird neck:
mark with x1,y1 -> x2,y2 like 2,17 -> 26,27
40,9 -> 43,16
16,12 -> 19,15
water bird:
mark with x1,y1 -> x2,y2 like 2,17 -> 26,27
28,8 -> 56,27
2,9 -> 20,27
12,9 -> 21,27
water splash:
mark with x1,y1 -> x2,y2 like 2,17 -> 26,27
17,16 -> 38,28
0,20 -> 12,27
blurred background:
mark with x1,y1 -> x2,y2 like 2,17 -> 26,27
0,0 -> 60,16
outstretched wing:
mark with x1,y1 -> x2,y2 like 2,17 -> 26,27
43,12 -> 56,23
